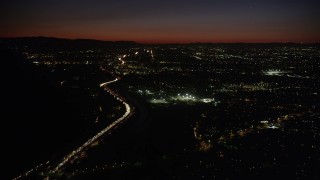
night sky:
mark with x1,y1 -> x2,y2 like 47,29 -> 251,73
1,0 -> 320,43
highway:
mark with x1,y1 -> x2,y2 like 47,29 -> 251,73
50,77 -> 134,173
13,70 -> 134,179
118,57 -> 125,65
99,78 -> 119,87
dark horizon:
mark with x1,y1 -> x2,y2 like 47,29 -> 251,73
1,36 -> 320,45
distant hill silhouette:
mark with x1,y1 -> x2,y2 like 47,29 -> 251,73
0,37 -> 137,53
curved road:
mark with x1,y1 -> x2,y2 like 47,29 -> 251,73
13,72 -> 134,179
51,77 -> 134,173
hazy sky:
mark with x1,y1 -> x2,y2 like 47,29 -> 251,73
1,0 -> 320,43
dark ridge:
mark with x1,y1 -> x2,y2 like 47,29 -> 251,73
0,48 -> 91,179
0,37 -> 137,53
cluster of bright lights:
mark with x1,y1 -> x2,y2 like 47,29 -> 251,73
260,120 -> 279,129
175,94 -> 215,104
138,89 -> 154,95
263,69 -> 285,76
150,98 -> 168,104
178,93 -> 196,100
146,93 -> 216,105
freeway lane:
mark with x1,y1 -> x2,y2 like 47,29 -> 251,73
50,77 -> 134,173
13,72 -> 134,179
99,78 -> 118,87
